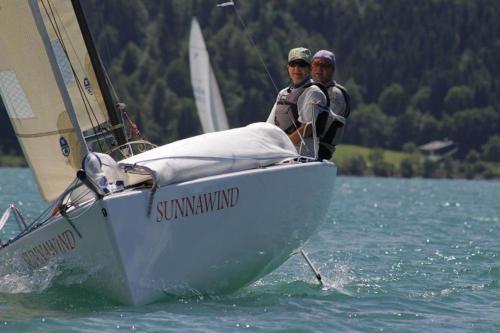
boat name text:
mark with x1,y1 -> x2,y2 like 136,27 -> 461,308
20,229 -> 76,269
156,187 -> 240,222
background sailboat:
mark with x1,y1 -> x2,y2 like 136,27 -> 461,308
189,18 -> 229,133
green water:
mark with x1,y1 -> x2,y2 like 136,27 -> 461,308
0,168 -> 499,332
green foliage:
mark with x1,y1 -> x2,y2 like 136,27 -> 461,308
82,0 -> 500,155
334,144 -> 500,179
348,104 -> 393,147
448,107 -> 500,156
344,78 -> 364,110
1,0 -> 500,165
481,135 -> 500,162
368,149 -> 384,164
410,86 -> 431,113
465,150 -> 480,164
400,158 -> 415,178
339,155 -> 367,176
378,84 -> 407,116
336,144 -> 412,168
393,108 -> 440,149
402,142 -> 417,154
444,85 -> 474,114
0,154 -> 26,167
366,149 -> 393,177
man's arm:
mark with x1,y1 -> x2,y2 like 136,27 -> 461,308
288,123 -> 312,144
289,87 -> 327,144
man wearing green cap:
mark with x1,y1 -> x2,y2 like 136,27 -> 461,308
267,47 -> 329,159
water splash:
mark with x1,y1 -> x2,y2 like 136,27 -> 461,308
0,256 -> 59,294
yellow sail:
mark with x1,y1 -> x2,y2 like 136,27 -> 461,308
0,0 -> 110,201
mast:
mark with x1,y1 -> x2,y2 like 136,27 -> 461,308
70,0 -> 127,146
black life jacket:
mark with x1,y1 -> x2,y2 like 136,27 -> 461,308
315,82 -> 351,150
274,82 -> 330,134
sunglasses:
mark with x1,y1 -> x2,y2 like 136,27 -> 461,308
288,60 -> 309,68
312,60 -> 332,68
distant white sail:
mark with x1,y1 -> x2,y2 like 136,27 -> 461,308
0,0 -> 110,201
189,18 -> 229,133
216,1 -> 235,7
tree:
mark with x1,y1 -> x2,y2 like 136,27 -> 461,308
340,155 -> 367,176
378,83 -> 407,116
2,1 -> 500,163
347,104 -> 393,147
410,86 -> 431,113
465,150 -> 480,164
400,158 -> 417,178
393,107 -> 422,148
444,85 -> 474,114
449,107 -> 500,156
120,43 -> 142,76
481,135 -> 500,162
402,142 -> 417,153
344,78 -> 364,110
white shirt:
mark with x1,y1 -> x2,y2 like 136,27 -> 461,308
267,82 -> 327,158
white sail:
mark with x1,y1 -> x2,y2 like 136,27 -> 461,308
0,0 -> 110,201
189,18 -> 229,133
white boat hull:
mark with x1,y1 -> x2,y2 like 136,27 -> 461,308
0,161 -> 336,304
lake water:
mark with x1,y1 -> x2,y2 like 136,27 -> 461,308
0,168 -> 499,332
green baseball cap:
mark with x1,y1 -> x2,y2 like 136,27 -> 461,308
288,47 -> 311,64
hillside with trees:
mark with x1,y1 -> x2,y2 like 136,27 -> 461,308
1,0 -> 499,173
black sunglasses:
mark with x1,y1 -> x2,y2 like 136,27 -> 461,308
288,60 -> 309,68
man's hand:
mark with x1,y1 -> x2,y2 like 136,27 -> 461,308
288,123 -> 312,144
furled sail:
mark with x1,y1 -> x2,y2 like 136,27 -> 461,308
189,18 -> 229,133
0,0 -> 110,201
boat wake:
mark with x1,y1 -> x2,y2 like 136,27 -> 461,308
237,256 -> 356,299
317,262 -> 355,296
0,257 -> 58,294
0,256 -> 101,296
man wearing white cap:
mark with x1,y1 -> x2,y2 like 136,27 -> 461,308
267,47 -> 329,158
311,49 -> 351,160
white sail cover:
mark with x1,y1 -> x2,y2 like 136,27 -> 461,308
189,18 -> 229,133
0,0 -> 109,201
119,123 -> 298,187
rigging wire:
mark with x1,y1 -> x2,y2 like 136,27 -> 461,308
41,0 -> 113,152
6,175 -> 97,244
42,0 -> 105,152
44,1 -> 100,126
218,1 -> 279,93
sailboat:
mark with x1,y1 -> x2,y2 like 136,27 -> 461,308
0,0 -> 337,305
189,17 -> 229,133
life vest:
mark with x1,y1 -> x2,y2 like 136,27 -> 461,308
315,81 -> 351,153
274,82 -> 329,134
325,82 -> 350,118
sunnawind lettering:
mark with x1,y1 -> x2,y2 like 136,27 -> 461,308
20,229 -> 76,269
156,187 -> 240,222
